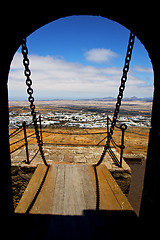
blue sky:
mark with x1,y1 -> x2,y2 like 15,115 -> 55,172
9,16 -> 153,100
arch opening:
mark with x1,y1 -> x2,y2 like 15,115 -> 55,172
8,15 -> 154,216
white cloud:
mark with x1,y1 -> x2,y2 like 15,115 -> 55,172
134,65 -> 153,73
8,52 -> 153,100
84,48 -> 118,63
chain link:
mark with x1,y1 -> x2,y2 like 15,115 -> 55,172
21,33 -> 134,167
96,32 -> 135,166
21,38 -> 48,167
109,32 -> 135,138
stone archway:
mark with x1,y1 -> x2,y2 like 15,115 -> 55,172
1,4 -> 160,230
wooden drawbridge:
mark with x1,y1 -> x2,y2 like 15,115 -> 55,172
14,163 -> 139,239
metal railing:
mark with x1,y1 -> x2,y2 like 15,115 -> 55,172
106,116 -> 127,167
9,114 -> 127,168
9,115 -> 42,164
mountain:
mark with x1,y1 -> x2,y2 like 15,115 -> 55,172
123,96 -> 153,102
80,96 -> 153,102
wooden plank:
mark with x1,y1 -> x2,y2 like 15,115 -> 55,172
53,164 -> 97,215
52,164 -> 65,215
78,165 -> 96,210
30,164 -> 58,214
88,165 -> 99,210
15,163 -> 133,216
99,164 -> 133,210
50,164 -> 94,215
63,164 -> 76,215
95,165 -> 121,210
15,164 -> 48,214
72,165 -> 88,215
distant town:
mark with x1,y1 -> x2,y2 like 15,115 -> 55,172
9,110 -> 151,129
9,98 -> 152,128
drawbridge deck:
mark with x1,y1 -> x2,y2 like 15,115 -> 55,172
16,163 -> 132,214
15,163 -> 138,239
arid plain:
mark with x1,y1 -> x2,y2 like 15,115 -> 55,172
9,99 -> 152,158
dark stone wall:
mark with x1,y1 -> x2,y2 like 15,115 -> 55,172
1,3 -> 160,231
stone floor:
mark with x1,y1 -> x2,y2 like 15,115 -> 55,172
11,144 -> 130,172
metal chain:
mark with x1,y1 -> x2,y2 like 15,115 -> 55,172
21,33 -> 134,168
96,32 -> 135,166
109,32 -> 135,137
21,38 -> 49,167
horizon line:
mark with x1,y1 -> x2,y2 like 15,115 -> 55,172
9,96 -> 153,102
